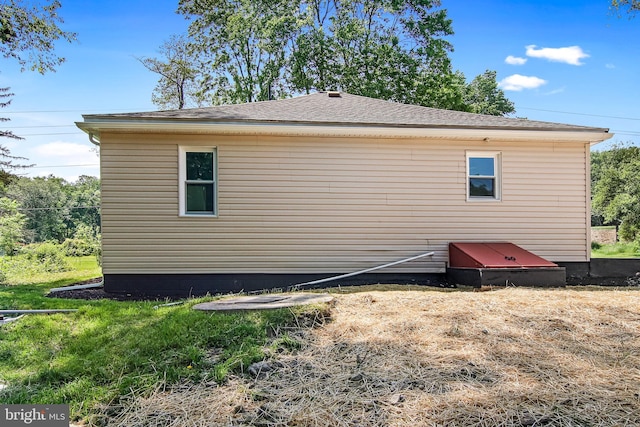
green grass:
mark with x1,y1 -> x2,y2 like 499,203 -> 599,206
0,255 -> 101,287
591,241 -> 640,258
0,257 -> 322,424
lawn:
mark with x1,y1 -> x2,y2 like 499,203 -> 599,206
592,241 -> 640,258
0,256 -> 325,425
2,256 -> 639,426
108,286 -> 640,427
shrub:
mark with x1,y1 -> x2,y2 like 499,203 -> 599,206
61,238 -> 95,257
64,224 -> 102,265
591,241 -> 602,250
619,222 -> 640,243
20,242 -> 70,273
0,197 -> 26,256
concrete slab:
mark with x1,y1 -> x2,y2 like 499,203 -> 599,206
193,293 -> 334,311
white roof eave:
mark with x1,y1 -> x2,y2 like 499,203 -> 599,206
75,120 -> 614,145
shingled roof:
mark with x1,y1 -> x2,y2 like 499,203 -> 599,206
81,92 -> 608,134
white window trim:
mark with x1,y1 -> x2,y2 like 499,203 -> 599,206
466,151 -> 502,202
178,146 -> 218,217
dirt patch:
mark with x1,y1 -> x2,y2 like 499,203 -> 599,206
47,279 -> 163,301
99,286 -> 640,426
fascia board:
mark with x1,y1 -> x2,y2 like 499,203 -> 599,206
76,120 -> 613,144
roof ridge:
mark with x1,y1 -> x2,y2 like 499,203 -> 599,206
80,91 -> 610,134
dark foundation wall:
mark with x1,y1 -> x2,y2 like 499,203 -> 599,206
104,259 -> 640,298
446,267 -> 566,288
103,273 -> 449,298
558,259 -> 640,286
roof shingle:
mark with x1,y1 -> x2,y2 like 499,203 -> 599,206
83,92 -> 608,133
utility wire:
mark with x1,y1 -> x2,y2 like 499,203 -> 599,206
30,164 -> 99,169
610,130 -> 640,137
17,205 -> 100,212
3,107 -> 151,114
3,107 -> 639,139
519,107 -> 640,121
3,125 -> 76,129
11,132 -> 84,136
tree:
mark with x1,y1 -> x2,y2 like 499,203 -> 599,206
0,196 -> 26,255
1,175 -> 101,250
0,87 -> 32,184
137,35 -> 199,110
591,145 -> 640,241
0,0 -> 77,74
4,175 -> 69,243
168,0 -> 515,114
611,0 -> 640,16
65,175 -> 100,233
1,0 -> 76,180
177,0 -> 461,107
463,70 -> 515,116
178,0 -> 299,104
289,0 -> 456,108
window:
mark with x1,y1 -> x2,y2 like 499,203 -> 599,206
467,152 -> 500,201
179,147 -> 217,216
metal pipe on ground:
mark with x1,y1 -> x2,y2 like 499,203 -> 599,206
0,315 -> 25,325
0,309 -> 78,315
292,251 -> 435,289
49,279 -> 103,293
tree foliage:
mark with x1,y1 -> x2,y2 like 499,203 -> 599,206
169,0 -> 515,115
287,0 -> 456,107
591,144 -> 640,241
0,0 -> 77,74
1,0 -> 76,181
1,175 -> 100,244
137,35 -> 199,110
0,196 -> 26,255
611,0 -> 640,16
178,0 -> 299,104
463,70 -> 515,116
66,175 -> 100,233
0,87 -> 32,184
5,175 -> 68,242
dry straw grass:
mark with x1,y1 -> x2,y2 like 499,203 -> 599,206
103,286 -> 640,426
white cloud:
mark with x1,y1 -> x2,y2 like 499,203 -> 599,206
525,45 -> 589,65
505,55 -> 527,65
499,74 -> 547,91
29,141 -> 99,176
606,63 -> 615,69
544,87 -> 566,95
32,141 -> 96,161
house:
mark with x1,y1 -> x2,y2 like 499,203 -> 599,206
76,92 -> 612,297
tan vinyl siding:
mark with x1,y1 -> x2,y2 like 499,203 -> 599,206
100,133 -> 590,274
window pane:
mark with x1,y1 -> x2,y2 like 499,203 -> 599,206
186,152 -> 214,181
469,178 -> 495,197
469,157 -> 495,176
186,183 -> 214,213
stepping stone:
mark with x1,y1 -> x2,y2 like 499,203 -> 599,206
193,293 -> 333,311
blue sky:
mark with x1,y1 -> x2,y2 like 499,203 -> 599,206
2,0 -> 639,181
